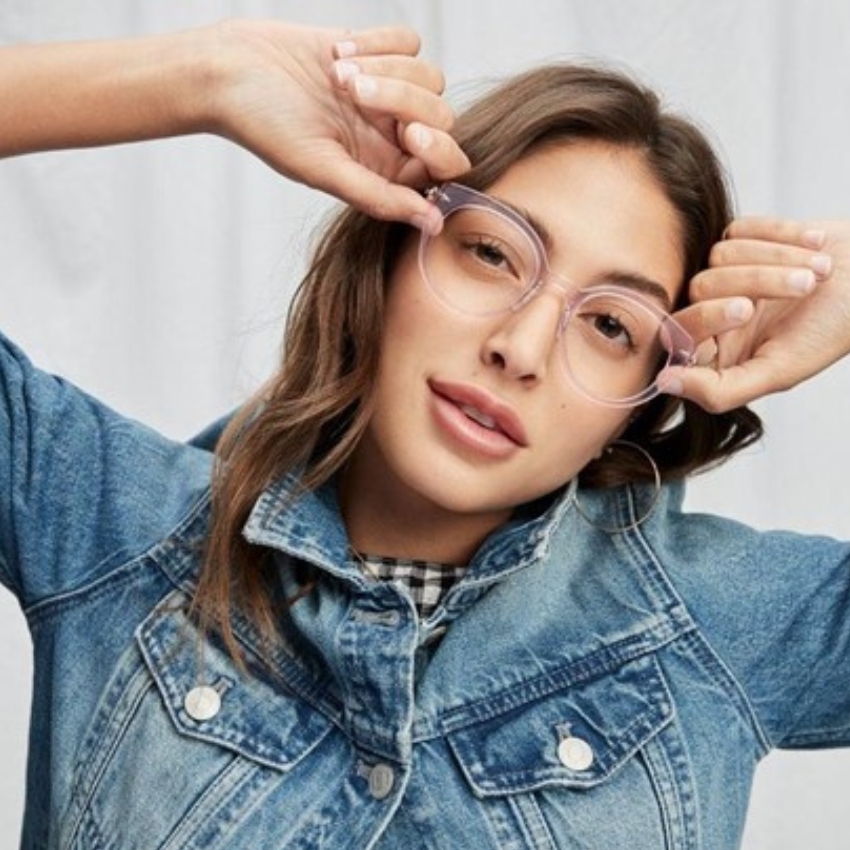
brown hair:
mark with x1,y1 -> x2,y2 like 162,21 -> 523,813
193,62 -> 762,656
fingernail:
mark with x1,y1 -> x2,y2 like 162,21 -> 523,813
412,208 -> 442,236
660,376 -> 684,396
353,74 -> 377,100
410,123 -> 433,151
809,253 -> 833,277
333,60 -> 360,85
787,268 -> 816,293
803,229 -> 826,250
725,298 -> 752,322
334,39 -> 358,58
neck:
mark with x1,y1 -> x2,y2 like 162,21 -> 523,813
337,467 -> 511,567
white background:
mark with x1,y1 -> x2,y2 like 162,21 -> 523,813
1,1 -> 849,847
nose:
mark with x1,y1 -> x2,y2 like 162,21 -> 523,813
481,286 -> 564,383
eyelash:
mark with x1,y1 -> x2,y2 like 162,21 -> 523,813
589,311 -> 637,350
465,237 -> 515,272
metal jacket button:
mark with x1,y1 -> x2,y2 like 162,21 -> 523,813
184,685 -> 222,722
368,763 -> 396,800
558,735 -> 594,771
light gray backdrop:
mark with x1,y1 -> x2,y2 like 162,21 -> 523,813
1,0 -> 848,846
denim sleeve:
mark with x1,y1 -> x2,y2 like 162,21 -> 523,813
0,331 -> 212,608
655,488 -> 850,750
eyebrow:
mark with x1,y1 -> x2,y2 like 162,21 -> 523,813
492,194 -> 674,312
594,271 -> 674,311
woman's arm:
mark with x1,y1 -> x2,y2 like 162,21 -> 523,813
0,21 -> 469,230
0,34 -> 205,155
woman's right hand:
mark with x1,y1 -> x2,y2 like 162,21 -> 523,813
201,21 -> 470,231
0,21 -> 469,232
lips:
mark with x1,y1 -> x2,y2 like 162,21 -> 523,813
428,379 -> 529,449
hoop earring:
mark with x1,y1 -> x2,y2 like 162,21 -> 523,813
572,440 -> 661,534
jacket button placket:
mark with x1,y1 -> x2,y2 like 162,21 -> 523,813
337,594 -> 417,765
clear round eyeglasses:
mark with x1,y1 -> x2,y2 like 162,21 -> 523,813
419,183 -> 697,408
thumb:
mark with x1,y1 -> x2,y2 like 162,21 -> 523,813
658,357 -> 798,413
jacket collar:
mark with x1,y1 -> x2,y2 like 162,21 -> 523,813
241,473 -> 579,588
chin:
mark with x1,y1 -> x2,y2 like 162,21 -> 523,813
398,456 -> 558,518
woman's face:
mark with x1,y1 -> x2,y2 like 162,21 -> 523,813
343,141 -> 685,556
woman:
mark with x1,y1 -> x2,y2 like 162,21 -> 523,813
1,20 -> 848,850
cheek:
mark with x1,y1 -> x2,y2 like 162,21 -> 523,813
545,401 -> 632,469
382,266 -> 479,367
383,250 -> 438,346
387,291 -> 428,335
381,295 -> 441,375
377,281 -> 457,404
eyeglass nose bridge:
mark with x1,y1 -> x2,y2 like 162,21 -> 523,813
508,265 -> 588,332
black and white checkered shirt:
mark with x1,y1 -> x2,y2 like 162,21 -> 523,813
354,553 -> 465,621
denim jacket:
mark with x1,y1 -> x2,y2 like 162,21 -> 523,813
2,329 -> 850,850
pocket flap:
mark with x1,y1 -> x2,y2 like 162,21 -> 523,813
137,598 -> 332,772
448,653 -> 673,796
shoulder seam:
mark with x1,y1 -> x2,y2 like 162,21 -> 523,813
22,489 -> 210,620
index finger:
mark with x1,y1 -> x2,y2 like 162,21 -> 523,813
724,217 -> 827,251
333,26 -> 421,59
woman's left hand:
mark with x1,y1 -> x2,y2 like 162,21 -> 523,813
661,218 -> 850,412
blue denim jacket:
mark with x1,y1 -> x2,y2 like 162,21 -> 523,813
2,329 -> 850,850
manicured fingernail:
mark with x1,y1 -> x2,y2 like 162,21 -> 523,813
410,123 -> 433,151
333,60 -> 360,85
353,74 -> 377,100
334,39 -> 358,58
787,268 -> 816,293
659,375 -> 684,396
809,253 -> 832,277
412,208 -> 442,235
725,298 -> 752,322
803,229 -> 826,250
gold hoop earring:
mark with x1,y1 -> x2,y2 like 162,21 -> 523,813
572,440 -> 661,534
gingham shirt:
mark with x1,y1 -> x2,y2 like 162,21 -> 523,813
354,553 -> 466,621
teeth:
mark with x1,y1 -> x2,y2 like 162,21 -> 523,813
460,404 -> 498,430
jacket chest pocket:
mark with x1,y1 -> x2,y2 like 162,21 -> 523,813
60,594 -> 335,850
446,653 -> 696,850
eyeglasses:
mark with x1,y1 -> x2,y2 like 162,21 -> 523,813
419,183 -> 696,408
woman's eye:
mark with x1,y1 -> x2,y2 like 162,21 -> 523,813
475,242 -> 506,266
464,238 -> 516,275
591,313 -> 634,348
471,239 -> 506,266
